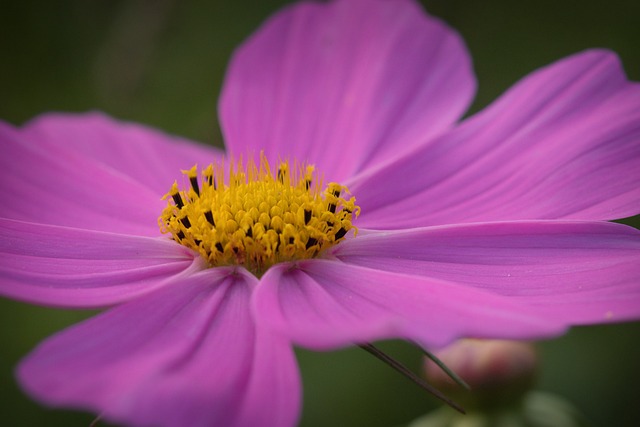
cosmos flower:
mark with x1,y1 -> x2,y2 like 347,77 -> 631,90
1,0 -> 640,426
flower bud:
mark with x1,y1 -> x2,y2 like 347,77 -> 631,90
424,339 -> 537,407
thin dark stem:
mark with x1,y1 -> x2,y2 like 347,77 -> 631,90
359,343 -> 465,414
422,347 -> 470,390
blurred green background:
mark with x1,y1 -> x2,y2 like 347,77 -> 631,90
1,0 -> 639,426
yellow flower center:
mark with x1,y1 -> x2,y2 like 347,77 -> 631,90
159,154 -> 360,276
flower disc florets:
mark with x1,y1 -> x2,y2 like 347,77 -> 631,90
159,154 -> 360,276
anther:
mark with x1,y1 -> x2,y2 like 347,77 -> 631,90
171,193 -> 184,209
335,228 -> 347,240
204,210 -> 215,226
182,166 -> 201,197
180,217 -> 191,228
190,176 -> 200,196
306,237 -> 318,250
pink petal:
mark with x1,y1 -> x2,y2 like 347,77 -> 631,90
351,50 -> 640,228
1,120 -> 163,235
22,112 -> 224,196
233,320 -> 301,427
17,268 -> 300,427
254,260 -> 564,350
219,0 -> 474,181
332,221 -> 640,324
0,218 -> 197,308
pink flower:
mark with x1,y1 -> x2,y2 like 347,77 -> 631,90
2,0 -> 640,426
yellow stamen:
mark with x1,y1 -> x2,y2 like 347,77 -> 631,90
159,154 -> 360,276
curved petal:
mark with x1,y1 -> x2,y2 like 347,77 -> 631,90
219,0 -> 475,181
1,120 -> 162,235
351,50 -> 640,228
0,218 -> 198,308
233,322 -> 301,427
17,268 -> 301,427
21,112 -> 225,196
332,221 -> 640,324
254,260 -> 564,350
